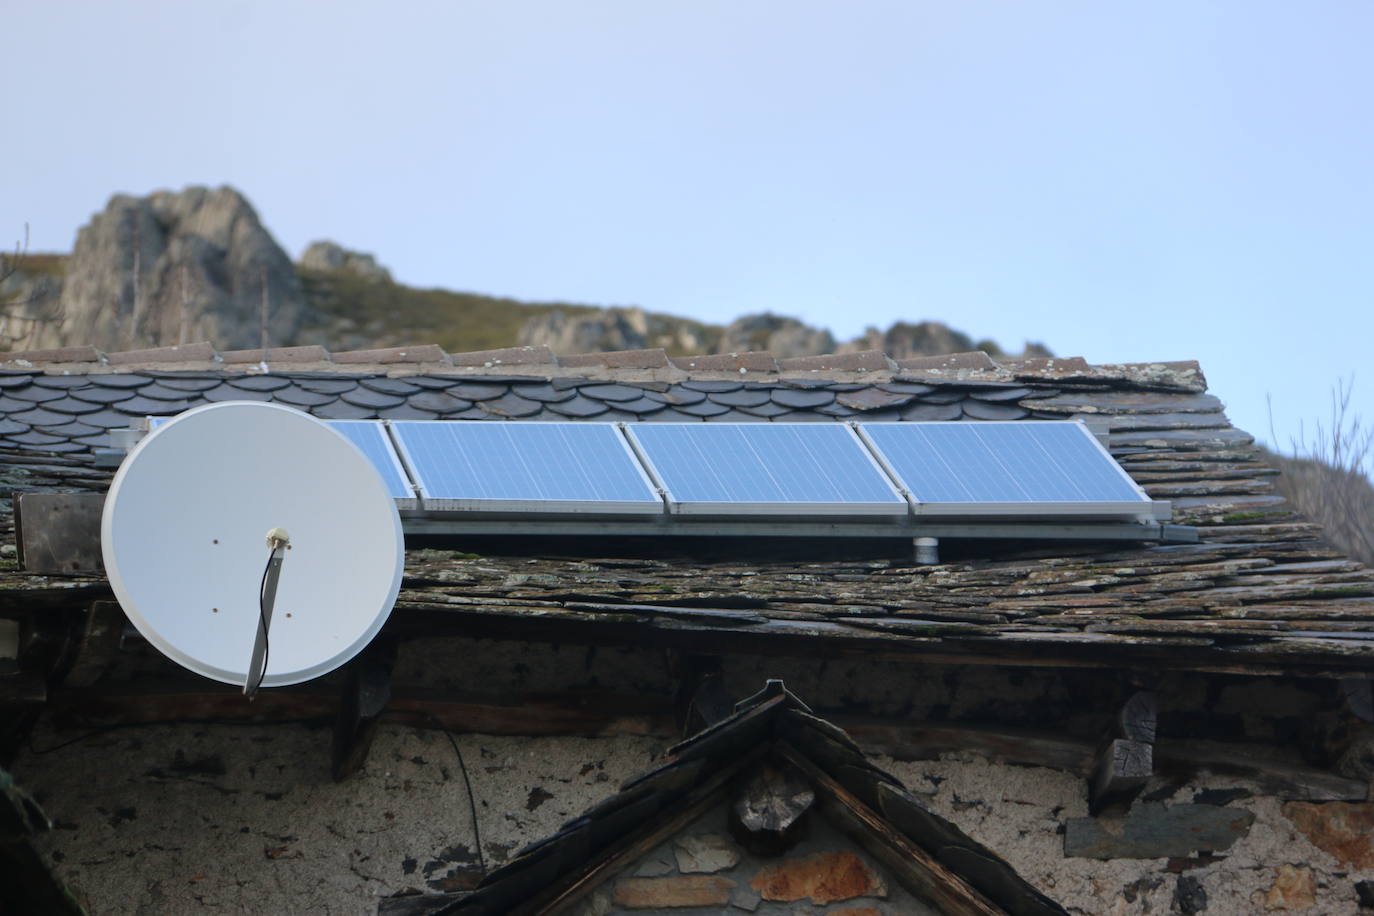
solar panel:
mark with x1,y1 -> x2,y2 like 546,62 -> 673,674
858,421 -> 1151,517
626,423 -> 907,516
390,421 -> 663,513
328,421 -> 415,502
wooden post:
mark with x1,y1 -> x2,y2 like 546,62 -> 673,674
331,636 -> 397,781
1089,690 -> 1157,816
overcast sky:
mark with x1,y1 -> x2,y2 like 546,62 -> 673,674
4,1 -> 1371,462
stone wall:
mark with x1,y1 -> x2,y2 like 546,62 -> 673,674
13,634 -> 1374,914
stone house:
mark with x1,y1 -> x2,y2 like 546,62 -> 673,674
0,341 -> 1371,914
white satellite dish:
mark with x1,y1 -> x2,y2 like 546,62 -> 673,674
101,401 -> 405,691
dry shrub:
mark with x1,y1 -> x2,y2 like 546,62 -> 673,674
1266,380 -> 1374,566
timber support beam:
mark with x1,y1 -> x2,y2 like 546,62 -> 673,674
331,635 -> 397,782
1090,689 -> 1157,816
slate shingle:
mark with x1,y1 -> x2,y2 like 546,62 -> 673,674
272,387 -> 338,408
0,419 -> 28,435
88,374 -> 153,389
675,399 -> 734,418
879,381 -> 937,395
296,378 -> 362,394
226,375 -> 294,392
708,388 -> 773,408
47,421 -> 104,438
512,383 -> 576,404
681,381 -> 743,393
0,373 -> 37,389
37,397 -> 105,416
737,401 -> 792,419
476,393 -> 543,418
579,384 -> 648,403
71,387 -> 142,405
359,377 -> 423,396
900,402 -> 964,421
966,386 -> 1035,402
148,376 -> 223,392
645,387 -> 707,407
202,383 -> 273,402
139,382 -> 204,401
448,382 -> 508,401
836,389 -> 916,411
311,400 -> 378,420
405,376 -> 461,390
376,404 -> 442,421
7,386 -> 64,403
12,407 -> 77,426
962,400 -> 1030,421
611,396 -> 669,416
8,429 -> 67,446
31,376 -> 91,389
545,395 -> 609,418
340,388 -> 406,410
772,388 -> 835,409
115,395 -> 199,415
409,391 -> 474,414
920,390 -> 966,405
81,408 -> 140,429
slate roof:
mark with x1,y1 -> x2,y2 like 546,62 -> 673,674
382,680 -> 1067,915
0,342 -> 1371,674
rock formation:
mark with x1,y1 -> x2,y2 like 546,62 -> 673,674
299,241 -> 392,283
7,187 -> 308,352
719,313 -> 836,359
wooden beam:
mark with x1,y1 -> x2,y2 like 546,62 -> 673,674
1089,690 -> 1157,816
777,745 -> 1005,916
729,762 -> 814,856
60,601 -> 125,688
331,636 -> 396,782
45,681 -> 678,739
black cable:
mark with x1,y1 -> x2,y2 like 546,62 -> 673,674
253,547 -> 274,694
433,718 -> 486,874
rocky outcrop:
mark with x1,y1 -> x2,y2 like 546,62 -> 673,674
517,307 -> 720,355
299,241 -> 392,283
16,187 -> 308,352
720,312 -> 835,358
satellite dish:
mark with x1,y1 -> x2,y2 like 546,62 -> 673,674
101,401 -> 404,691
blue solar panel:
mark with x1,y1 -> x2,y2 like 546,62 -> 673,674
390,421 -> 662,513
327,421 -> 414,501
859,422 -> 1147,514
626,424 -> 907,515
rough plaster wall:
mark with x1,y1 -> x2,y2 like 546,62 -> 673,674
15,722 -> 660,915
568,800 -> 933,915
879,753 -> 1374,915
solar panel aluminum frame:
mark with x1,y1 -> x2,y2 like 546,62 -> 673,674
624,423 -> 909,518
855,421 -> 1169,523
387,420 -> 666,516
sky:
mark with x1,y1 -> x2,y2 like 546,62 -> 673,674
4,1 -> 1372,464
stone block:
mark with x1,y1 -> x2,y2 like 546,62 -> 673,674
1064,803 -> 1254,859
750,850 -> 886,905
1266,864 -> 1316,910
672,833 -> 741,874
613,875 -> 735,908
1282,801 -> 1374,868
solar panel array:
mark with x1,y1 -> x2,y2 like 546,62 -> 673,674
141,411 -> 1159,522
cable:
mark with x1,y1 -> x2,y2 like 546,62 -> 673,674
25,716 -> 330,755
253,547 -> 274,695
433,718 -> 486,874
